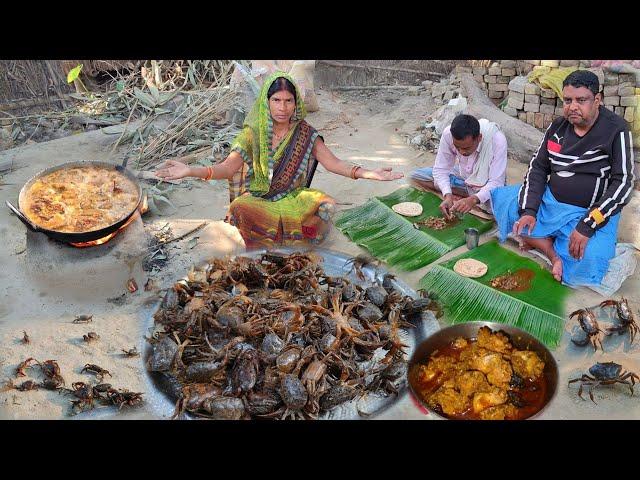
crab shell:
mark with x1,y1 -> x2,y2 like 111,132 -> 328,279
617,299 -> 632,321
589,362 -> 622,380
573,309 -> 600,335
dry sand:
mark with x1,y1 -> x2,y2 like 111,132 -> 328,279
1,86 -> 638,420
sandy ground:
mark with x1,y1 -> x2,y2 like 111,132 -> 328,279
0,86 -> 639,420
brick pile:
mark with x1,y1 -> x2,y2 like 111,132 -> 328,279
422,74 -> 462,106
500,60 -> 639,149
470,60 -> 523,101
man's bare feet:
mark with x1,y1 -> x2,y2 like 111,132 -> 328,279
517,236 -> 533,251
518,236 -> 563,281
551,256 -> 563,282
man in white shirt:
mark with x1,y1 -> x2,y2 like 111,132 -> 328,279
410,114 -> 508,219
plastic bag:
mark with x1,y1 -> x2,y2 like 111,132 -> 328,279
426,97 -> 467,135
288,60 -> 319,112
527,66 -> 578,98
588,243 -> 638,296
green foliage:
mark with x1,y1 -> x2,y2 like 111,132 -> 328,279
419,240 -> 571,348
67,64 -> 83,84
334,187 -> 494,271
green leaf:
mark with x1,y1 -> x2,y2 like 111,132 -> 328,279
149,85 -> 160,102
418,240 -> 571,348
334,187 -> 494,271
67,64 -> 83,84
187,68 -> 197,88
116,81 -> 125,92
153,194 -> 177,212
133,87 -> 157,108
158,90 -> 178,106
146,195 -> 159,214
187,237 -> 199,249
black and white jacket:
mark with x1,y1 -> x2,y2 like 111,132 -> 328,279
518,106 -> 635,238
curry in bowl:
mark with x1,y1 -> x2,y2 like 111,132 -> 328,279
409,325 -> 554,420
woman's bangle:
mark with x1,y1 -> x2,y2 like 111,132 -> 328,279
350,165 -> 361,180
204,165 -> 214,181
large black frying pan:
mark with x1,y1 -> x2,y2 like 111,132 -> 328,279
6,160 -> 143,243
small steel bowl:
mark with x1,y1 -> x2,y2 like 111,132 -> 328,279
407,321 -> 559,420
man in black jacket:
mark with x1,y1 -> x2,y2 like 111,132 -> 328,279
491,70 -> 635,286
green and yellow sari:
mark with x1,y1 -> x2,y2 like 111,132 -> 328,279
227,72 -> 335,248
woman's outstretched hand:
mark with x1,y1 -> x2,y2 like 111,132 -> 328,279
155,160 -> 192,180
365,167 -> 404,181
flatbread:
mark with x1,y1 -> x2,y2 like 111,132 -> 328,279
392,202 -> 423,217
453,258 -> 488,278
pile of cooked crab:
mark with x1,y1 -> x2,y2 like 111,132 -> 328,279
414,216 -> 457,231
489,270 -> 521,291
147,252 -> 439,420
411,326 -> 546,420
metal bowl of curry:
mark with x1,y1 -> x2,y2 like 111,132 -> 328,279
6,161 -> 142,243
407,321 -> 559,420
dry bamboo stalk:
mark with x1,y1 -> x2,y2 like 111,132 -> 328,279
0,94 -> 74,111
152,60 -> 162,88
138,90 -> 234,160
121,62 -> 236,168
110,99 -> 139,156
44,61 -> 71,109
159,222 -> 208,245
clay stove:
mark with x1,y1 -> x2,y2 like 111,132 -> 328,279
22,210 -> 149,301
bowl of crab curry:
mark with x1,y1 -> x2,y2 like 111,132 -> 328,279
408,322 -> 558,420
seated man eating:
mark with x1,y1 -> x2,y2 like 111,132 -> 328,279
491,70 -> 635,287
410,113 -> 507,219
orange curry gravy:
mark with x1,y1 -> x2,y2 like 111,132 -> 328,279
489,268 -> 535,293
23,166 -> 139,233
409,338 -> 548,420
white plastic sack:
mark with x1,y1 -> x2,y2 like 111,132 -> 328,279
289,60 -> 319,112
588,243 -> 638,297
426,97 -> 468,135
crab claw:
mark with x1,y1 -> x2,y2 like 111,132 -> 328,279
599,300 -> 617,308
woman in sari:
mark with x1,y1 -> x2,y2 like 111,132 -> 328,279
156,72 -> 403,248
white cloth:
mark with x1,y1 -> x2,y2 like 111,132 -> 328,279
465,118 -> 501,188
